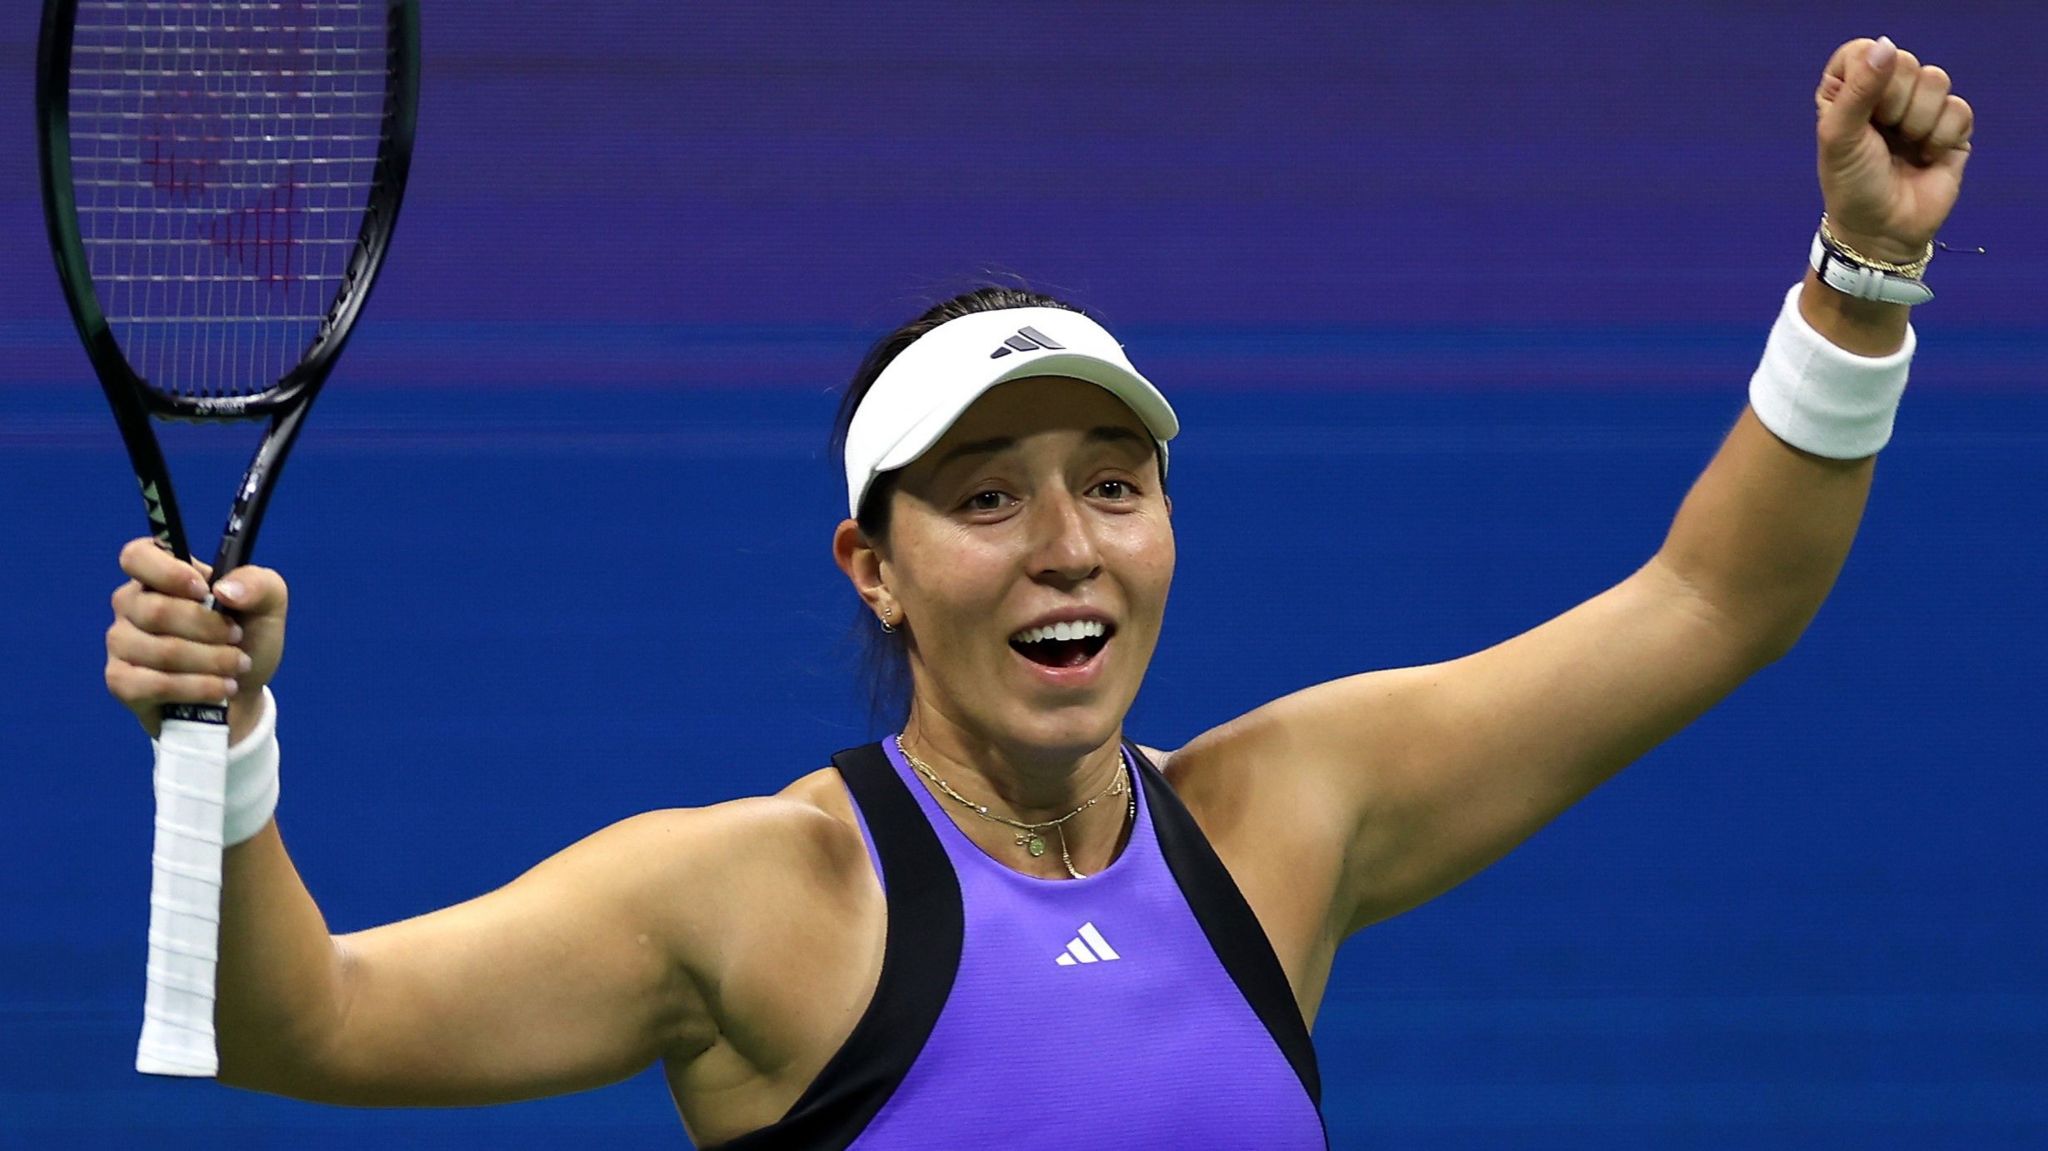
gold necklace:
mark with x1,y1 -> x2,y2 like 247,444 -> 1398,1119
896,736 -> 1134,880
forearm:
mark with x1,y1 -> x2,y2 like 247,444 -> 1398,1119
193,697 -> 352,1092
1654,268 -> 1908,658
213,821 -> 354,1093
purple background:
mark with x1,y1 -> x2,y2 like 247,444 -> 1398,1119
3,3 -> 2045,1147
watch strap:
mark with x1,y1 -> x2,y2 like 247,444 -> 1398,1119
1810,231 -> 1934,306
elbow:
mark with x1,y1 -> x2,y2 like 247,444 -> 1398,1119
1747,617 -> 1809,669
1717,591 -> 1828,672
215,938 -> 360,1101
1646,555 -> 1821,672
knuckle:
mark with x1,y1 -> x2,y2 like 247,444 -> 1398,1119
120,627 -> 164,668
151,632 -> 189,670
132,594 -> 168,632
164,673 -> 209,704
138,594 -> 192,636
106,621 -> 142,662
109,662 -> 157,702
1934,101 -> 1971,142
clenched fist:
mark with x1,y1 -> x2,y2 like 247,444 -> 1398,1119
1816,36 -> 1974,265
106,538 -> 288,742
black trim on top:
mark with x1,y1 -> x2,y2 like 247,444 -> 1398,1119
1128,745 -> 1325,1117
709,743 -> 963,1151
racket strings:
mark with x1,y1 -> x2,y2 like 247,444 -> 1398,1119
67,0 -> 392,400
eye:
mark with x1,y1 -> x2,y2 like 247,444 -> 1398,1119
1091,479 -> 1135,501
964,489 -> 1014,513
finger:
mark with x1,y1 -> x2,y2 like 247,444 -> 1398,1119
1897,65 -> 1951,141
122,586 -> 243,644
212,565 -> 287,616
119,537 -> 207,600
1923,93 -> 1974,155
107,617 -> 251,678
1873,46 -> 1923,127
1814,72 -> 1845,113
1818,36 -> 1899,154
105,660 -> 238,709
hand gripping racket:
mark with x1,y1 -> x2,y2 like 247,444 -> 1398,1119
37,0 -> 419,1076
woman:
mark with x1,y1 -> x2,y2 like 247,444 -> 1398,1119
102,37 -> 1971,1148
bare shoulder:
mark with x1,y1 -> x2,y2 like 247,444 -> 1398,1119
601,766 -> 871,873
773,764 -> 884,880
579,788 -> 861,902
288,770 -> 886,1117
1133,719 -> 1358,1023
1145,706 -> 1365,852
660,768 -> 888,1137
1134,743 -> 1176,772
604,770 -> 879,965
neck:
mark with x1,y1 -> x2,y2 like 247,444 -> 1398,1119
900,703 -> 1125,814
898,706 -> 1133,878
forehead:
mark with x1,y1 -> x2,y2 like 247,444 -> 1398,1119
935,376 -> 1152,447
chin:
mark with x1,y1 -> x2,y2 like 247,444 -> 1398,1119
997,696 -> 1131,761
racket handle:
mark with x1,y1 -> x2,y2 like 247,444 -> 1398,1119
136,705 -> 229,1077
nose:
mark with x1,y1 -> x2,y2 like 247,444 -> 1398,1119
1027,488 -> 1102,586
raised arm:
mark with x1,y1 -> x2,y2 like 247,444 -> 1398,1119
1178,36 -> 1974,934
102,540 -> 824,1106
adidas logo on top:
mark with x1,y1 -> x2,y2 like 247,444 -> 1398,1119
1054,922 -> 1120,966
989,326 -> 1065,359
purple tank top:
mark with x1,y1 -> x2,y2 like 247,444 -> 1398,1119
710,739 -> 1325,1150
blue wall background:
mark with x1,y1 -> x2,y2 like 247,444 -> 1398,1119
3,3 -> 2044,1147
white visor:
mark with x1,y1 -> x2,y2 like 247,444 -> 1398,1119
843,307 -> 1179,519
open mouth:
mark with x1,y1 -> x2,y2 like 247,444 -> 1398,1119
1009,619 -> 1114,668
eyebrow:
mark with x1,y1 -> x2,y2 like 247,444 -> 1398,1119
931,425 -> 1148,472
932,435 -> 1016,470
1084,425 -> 1149,451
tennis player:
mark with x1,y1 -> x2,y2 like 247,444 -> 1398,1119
102,37 -> 1971,1148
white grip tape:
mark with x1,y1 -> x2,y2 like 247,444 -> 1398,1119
1748,280 -> 1917,460
137,687 -> 280,1077
137,712 -> 228,1076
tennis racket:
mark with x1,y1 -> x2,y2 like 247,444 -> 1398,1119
37,0 -> 419,1077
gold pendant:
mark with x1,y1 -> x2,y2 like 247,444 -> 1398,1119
1019,833 -> 1047,857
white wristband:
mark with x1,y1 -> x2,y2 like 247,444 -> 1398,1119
1747,280 -> 1916,460
152,686 -> 280,846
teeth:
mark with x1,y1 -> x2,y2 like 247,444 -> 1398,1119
1012,619 -> 1108,645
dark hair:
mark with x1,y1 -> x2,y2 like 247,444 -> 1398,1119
831,286 -> 1087,724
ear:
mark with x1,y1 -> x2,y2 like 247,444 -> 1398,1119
833,518 -> 895,623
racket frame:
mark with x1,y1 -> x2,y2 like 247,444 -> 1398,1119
36,0 -> 420,1075
38,0 -> 421,582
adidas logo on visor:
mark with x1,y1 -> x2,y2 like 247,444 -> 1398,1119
989,326 -> 1065,359
1054,922 -> 1121,966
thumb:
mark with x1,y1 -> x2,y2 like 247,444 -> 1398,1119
212,564 -> 288,618
1819,36 -> 1897,153
212,565 -> 289,698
